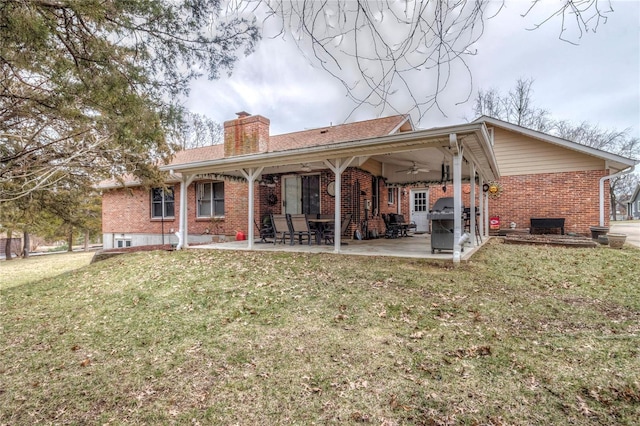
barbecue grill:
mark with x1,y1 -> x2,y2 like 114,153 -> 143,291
427,197 -> 463,253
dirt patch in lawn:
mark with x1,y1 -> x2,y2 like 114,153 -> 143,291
503,234 -> 597,248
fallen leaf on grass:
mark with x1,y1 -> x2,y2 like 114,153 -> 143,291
576,395 -> 593,416
80,358 -> 91,367
447,345 -> 492,358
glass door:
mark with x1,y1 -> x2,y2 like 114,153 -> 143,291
282,175 -> 320,215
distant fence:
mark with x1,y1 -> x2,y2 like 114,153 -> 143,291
0,238 -> 22,256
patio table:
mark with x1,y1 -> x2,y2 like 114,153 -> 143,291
308,218 -> 334,245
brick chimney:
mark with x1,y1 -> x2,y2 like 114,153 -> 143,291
224,111 -> 270,157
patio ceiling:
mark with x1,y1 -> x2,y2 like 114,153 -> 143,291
161,123 -> 500,183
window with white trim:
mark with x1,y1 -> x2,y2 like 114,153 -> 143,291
387,187 -> 395,204
151,187 -> 175,218
197,181 -> 225,217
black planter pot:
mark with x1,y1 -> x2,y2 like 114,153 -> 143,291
589,226 -> 609,240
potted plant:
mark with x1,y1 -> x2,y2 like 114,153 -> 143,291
606,233 -> 627,249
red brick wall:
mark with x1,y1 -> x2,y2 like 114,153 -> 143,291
223,115 -> 270,156
429,184 -> 477,209
102,180 -> 252,238
419,170 -> 608,236
487,170 -> 609,235
104,168 -> 609,241
102,186 -> 180,234
187,180 -> 250,236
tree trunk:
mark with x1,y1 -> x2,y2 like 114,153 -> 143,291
610,186 -> 617,222
84,231 -> 89,251
23,229 -> 30,258
67,227 -> 73,252
5,229 -> 12,260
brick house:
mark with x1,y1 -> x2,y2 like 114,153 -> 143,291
100,112 -> 636,257
628,184 -> 640,219
474,117 -> 636,234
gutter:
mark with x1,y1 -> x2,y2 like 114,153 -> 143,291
600,164 -> 637,226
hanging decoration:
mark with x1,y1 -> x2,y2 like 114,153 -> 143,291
485,181 -> 503,198
196,173 -> 246,183
267,193 -> 278,206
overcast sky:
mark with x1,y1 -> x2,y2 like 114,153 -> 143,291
184,1 -> 639,140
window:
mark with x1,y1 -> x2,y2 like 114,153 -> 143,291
387,188 -> 395,204
116,239 -> 132,248
197,182 -> 225,217
151,187 -> 175,218
371,176 -> 379,214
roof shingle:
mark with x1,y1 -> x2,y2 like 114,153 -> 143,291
168,114 -> 409,166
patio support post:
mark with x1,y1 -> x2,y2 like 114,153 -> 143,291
240,167 -> 264,250
450,134 -> 464,264
324,157 -> 356,253
470,163 -> 477,247
478,174 -> 485,238
484,189 -> 489,238
178,173 -> 195,250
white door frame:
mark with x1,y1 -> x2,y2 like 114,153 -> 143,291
410,188 -> 430,233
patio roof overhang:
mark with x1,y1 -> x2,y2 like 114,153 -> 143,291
163,122 -> 499,263
160,122 -> 500,183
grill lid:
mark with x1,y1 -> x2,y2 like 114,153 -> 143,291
427,197 -> 462,221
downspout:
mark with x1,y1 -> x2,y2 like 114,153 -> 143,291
171,170 -> 194,250
469,162 -> 476,247
599,164 -> 636,226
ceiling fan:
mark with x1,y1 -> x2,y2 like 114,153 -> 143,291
300,163 -> 320,172
395,161 -> 430,175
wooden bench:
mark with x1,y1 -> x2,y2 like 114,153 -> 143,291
530,218 -> 565,235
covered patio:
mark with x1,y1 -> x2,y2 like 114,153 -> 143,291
191,232 -> 488,261
163,120 -> 499,264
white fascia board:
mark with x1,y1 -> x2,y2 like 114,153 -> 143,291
160,123 -> 497,177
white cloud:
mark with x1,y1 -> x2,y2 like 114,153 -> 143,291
184,0 -> 640,139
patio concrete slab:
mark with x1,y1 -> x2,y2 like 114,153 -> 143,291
189,233 -> 488,262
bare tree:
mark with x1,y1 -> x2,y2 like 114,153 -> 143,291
230,0 -> 613,121
169,111 -> 224,150
554,120 -> 640,219
473,88 -> 504,119
473,78 -> 552,132
475,77 -> 639,220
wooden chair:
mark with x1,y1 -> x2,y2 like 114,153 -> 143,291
270,214 -> 291,245
289,214 -> 317,245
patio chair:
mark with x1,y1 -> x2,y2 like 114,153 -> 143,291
255,215 -> 274,243
382,213 -> 400,239
393,214 -> 417,236
270,214 -> 291,245
306,213 -> 320,235
289,214 -> 317,245
322,213 -> 352,244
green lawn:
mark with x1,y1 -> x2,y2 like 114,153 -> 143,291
1,241 -> 639,424
0,251 -> 94,290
